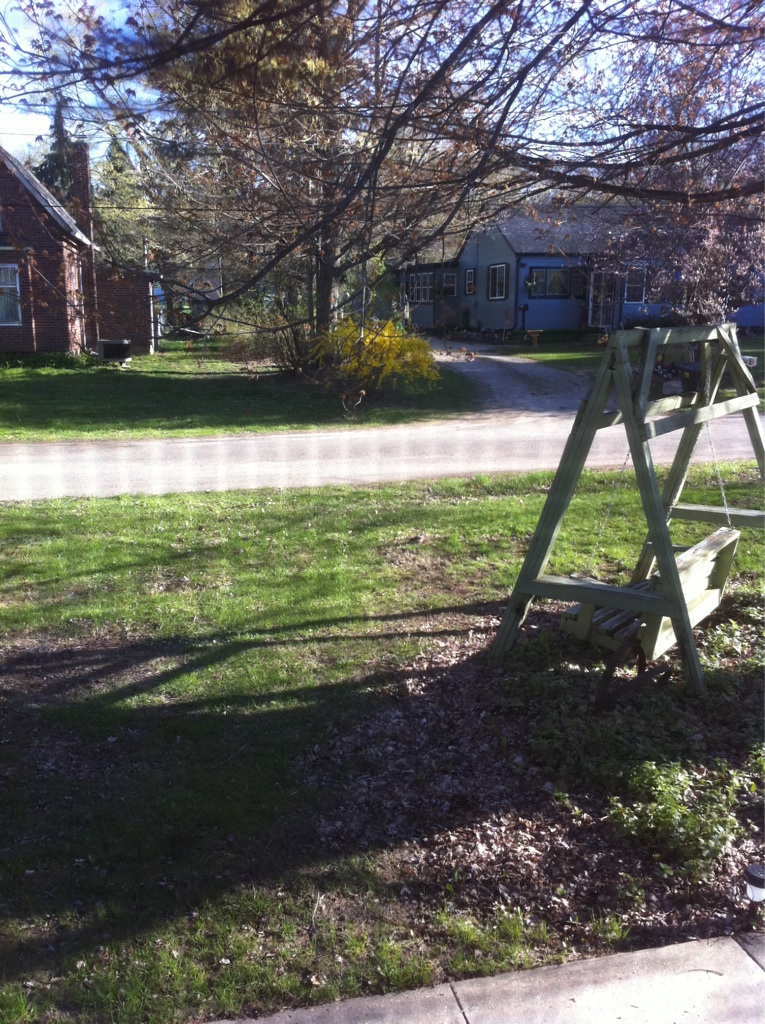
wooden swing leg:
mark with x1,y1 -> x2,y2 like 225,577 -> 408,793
595,641 -> 673,712
492,594 -> 533,658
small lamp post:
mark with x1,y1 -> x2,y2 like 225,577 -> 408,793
744,864 -> 765,903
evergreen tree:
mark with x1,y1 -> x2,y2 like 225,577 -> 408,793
91,136 -> 157,266
31,99 -> 74,202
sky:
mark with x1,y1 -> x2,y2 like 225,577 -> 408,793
0,0 -> 53,157
1,0 -> 135,158
0,107 -> 51,158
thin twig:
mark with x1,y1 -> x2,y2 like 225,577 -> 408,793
208,744 -> 247,770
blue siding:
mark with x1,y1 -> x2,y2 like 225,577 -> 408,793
407,213 -> 761,336
465,227 -> 516,331
734,304 -> 764,330
516,255 -> 586,330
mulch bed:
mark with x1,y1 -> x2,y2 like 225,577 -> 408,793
300,606 -> 764,957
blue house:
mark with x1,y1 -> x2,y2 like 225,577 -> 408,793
403,207 -> 762,336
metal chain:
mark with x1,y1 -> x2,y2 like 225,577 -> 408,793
705,421 -> 733,528
588,449 -> 633,573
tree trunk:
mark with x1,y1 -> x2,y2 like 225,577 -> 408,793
315,231 -> 338,333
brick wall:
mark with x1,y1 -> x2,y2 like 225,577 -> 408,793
0,161 -> 87,353
96,266 -> 154,354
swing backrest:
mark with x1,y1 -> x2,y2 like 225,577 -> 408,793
639,527 -> 740,660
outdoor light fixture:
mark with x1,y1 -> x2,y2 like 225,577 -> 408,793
744,864 -> 765,902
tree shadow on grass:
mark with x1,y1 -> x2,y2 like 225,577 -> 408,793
0,370 -> 338,437
0,604 -> 761,1005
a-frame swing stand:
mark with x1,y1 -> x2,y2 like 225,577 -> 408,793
492,324 -> 765,696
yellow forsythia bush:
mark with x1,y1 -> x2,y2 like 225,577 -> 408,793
311,317 -> 438,392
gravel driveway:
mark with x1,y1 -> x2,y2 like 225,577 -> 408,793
1,347 -> 759,499
430,342 -> 592,414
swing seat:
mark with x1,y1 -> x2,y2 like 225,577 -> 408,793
561,527 -> 740,661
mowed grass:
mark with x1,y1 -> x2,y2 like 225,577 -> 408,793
520,334 -> 765,393
0,466 -> 762,1023
0,341 -> 476,442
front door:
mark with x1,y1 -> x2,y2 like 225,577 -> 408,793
588,271 -> 618,329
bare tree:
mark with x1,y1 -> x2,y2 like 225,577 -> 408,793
2,0 -> 762,332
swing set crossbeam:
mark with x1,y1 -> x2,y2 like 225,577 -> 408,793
492,324 -> 765,696
669,504 -> 765,529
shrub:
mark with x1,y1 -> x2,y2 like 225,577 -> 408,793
607,760 -> 745,878
312,317 -> 438,393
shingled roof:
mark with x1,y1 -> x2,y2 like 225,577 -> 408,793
498,205 -> 629,254
0,144 -> 92,247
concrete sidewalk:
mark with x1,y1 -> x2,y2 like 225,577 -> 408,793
212,935 -> 764,1024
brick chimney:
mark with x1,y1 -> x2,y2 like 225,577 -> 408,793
69,139 -> 98,346
69,139 -> 94,239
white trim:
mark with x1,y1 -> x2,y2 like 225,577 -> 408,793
0,263 -> 21,325
488,263 -> 506,300
624,265 -> 648,304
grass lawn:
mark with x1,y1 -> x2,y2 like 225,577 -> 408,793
514,333 -> 765,396
514,344 -> 604,375
0,341 -> 476,442
0,466 -> 762,1024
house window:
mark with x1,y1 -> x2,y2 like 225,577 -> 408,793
546,268 -> 570,297
442,272 -> 457,298
408,272 -> 434,304
488,263 -> 506,300
526,269 -> 546,296
0,265 -> 21,325
464,268 -> 476,295
624,266 -> 647,303
526,267 -> 580,298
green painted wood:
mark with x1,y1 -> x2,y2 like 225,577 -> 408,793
529,575 -> 675,614
637,328 -> 664,415
491,342 -> 618,658
642,392 -> 759,439
616,325 -> 724,349
492,324 -> 762,695
670,504 -> 765,529
667,528 -> 739,587
741,405 -> 765,477
611,334 -> 706,692
632,330 -> 734,582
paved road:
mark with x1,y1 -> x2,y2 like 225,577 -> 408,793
1,349 -> 760,499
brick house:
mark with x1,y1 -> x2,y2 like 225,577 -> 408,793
0,142 -> 155,354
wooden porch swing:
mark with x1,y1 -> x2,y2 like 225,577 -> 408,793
492,324 -> 765,699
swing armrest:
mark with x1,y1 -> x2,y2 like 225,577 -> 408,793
651,527 -> 739,593
530,575 -> 674,615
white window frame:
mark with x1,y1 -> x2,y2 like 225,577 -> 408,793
410,271 -> 434,304
624,266 -> 648,304
488,263 -> 506,300
464,268 -> 476,295
442,272 -> 457,298
0,264 -> 21,325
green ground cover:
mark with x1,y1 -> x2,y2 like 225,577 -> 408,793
0,466 -> 762,1023
0,341 -> 476,442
